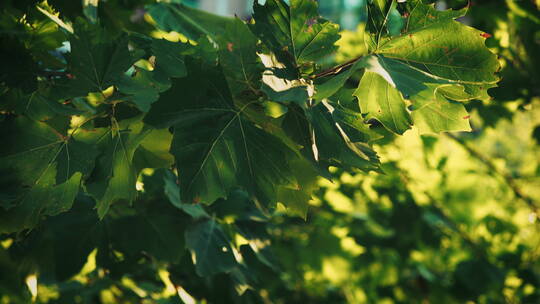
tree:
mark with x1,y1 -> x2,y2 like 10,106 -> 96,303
0,0 -> 538,303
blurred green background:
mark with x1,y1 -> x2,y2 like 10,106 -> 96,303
1,0 -> 540,303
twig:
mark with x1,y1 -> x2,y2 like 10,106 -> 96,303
310,56 -> 364,80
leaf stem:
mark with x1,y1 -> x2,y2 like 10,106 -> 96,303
310,56 -> 364,80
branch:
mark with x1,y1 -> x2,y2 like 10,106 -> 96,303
446,133 -> 539,215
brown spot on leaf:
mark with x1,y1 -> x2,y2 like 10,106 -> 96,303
480,32 -> 492,38
463,115 -> 471,119
306,17 -> 318,26
227,42 -> 234,52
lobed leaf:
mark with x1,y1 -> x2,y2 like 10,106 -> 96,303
252,0 -> 340,71
85,119 -> 151,218
0,117 -> 97,232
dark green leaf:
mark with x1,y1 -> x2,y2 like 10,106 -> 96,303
218,18 -> 264,99
252,0 -> 340,70
185,219 -> 237,277
307,101 -> 380,172
58,22 -> 136,98
85,119 -> 151,218
0,117 -> 97,232
147,2 -> 234,41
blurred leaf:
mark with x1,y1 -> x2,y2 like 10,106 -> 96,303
185,219 -> 237,277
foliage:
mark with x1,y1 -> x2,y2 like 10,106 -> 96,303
0,0 -> 538,303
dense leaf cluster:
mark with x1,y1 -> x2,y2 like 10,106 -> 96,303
2,0 -> 535,303
0,0 -> 499,229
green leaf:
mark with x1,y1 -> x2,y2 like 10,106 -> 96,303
0,117 -> 97,231
151,38 -> 188,78
37,2 -> 75,34
170,99 -> 298,205
236,221 -> 279,271
149,62 -> 304,208
85,119 -> 151,218
218,18 -> 264,99
163,170 -> 209,219
410,87 -> 472,133
259,53 -> 309,104
307,101 -> 380,172
147,2 -> 234,41
116,69 -> 168,112
330,102 -> 384,143
313,59 -> 366,100
0,169 -> 81,233
117,38 -> 188,112
58,21 -> 136,98
252,0 -> 340,70
185,219 -> 237,277
210,190 -> 268,222
345,0 -> 499,134
110,201 -> 187,263
366,0 -> 405,44
355,70 -> 412,134
276,159 -> 318,219
362,55 -> 472,133
403,0 -> 467,32
376,17 -> 499,100
133,128 -> 175,170
15,196 -> 102,281
23,93 -> 85,122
